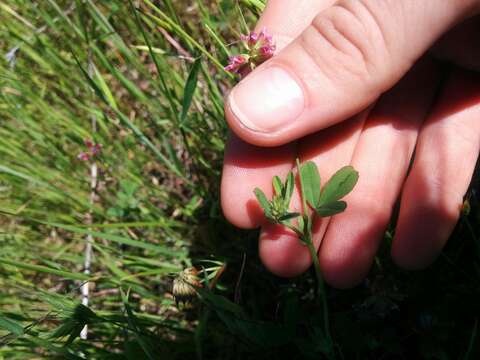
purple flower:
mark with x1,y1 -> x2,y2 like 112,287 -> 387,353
225,27 -> 276,76
224,54 -> 248,73
259,27 -> 273,43
91,143 -> 103,155
78,139 -> 102,161
259,44 -> 275,58
257,27 -> 275,58
77,152 -> 90,161
241,32 -> 259,47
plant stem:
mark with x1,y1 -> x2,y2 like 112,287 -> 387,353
305,237 -> 331,342
295,158 -> 332,346
80,40 -> 96,341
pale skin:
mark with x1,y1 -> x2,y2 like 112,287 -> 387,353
221,0 -> 480,288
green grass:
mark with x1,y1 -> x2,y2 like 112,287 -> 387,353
0,1 -> 479,359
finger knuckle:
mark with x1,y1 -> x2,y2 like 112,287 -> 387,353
301,0 -> 392,87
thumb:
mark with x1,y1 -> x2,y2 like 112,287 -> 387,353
226,0 -> 479,146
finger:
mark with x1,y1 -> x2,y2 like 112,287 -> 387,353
221,0 -> 337,228
318,58 -> 441,288
259,113 -> 365,277
255,0 -> 333,50
226,0 -> 479,146
221,132 -> 295,228
392,68 -> 480,269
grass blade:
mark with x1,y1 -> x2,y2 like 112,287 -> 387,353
180,57 -> 201,124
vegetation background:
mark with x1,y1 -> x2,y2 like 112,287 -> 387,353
0,0 -> 479,358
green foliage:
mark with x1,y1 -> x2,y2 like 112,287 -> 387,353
0,1 -> 480,359
0,315 -> 24,336
255,160 -> 358,233
107,180 -> 141,218
254,159 -> 359,356
314,166 -> 358,217
121,290 -> 157,360
254,170 -> 299,224
314,201 -> 347,217
180,57 -> 202,125
50,304 -> 98,346
0,0 -> 233,356
253,188 -> 272,219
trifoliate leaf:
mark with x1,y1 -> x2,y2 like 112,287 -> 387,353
318,166 -> 358,206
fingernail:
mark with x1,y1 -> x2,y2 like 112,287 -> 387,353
228,66 -> 305,132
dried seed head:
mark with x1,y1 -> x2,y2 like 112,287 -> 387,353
172,267 -> 201,307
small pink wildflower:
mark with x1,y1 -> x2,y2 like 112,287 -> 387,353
224,54 -> 248,74
77,152 -> 90,161
78,139 -> 102,161
259,45 -> 275,58
256,28 -> 275,60
259,27 -> 273,43
225,27 -> 276,76
241,32 -> 259,47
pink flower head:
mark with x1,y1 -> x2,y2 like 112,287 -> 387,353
224,54 -> 248,73
241,31 -> 259,47
78,139 -> 102,161
259,27 -> 273,43
225,27 -> 276,76
259,44 -> 276,58
257,27 -> 275,59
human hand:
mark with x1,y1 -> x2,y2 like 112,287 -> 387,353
221,0 -> 480,288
